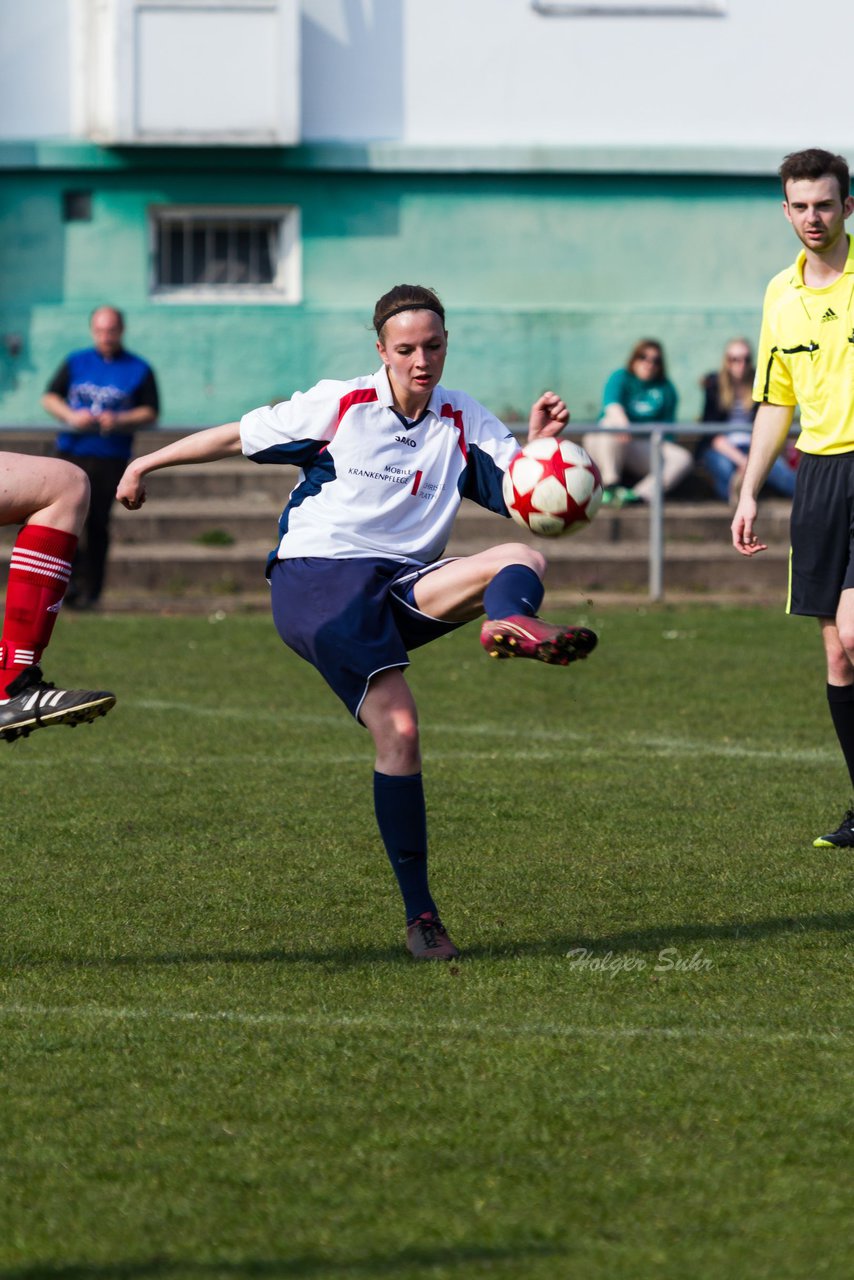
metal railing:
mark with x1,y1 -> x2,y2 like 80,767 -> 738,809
570,423 -> 795,602
2,420 -> 788,602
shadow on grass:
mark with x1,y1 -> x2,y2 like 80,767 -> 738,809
0,1241 -> 563,1279
466,910 -> 854,962
1,945 -> 401,970
3,911 -> 853,970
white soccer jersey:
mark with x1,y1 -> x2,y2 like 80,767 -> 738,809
240,366 -> 520,565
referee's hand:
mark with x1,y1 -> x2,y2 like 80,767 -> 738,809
731,495 -> 767,556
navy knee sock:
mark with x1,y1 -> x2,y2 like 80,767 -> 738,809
373,771 -> 437,922
827,683 -> 854,792
483,564 -> 544,620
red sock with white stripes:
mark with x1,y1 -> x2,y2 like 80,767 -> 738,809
0,523 -> 77,697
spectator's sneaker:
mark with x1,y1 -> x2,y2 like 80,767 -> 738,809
406,912 -> 460,961
480,615 -> 598,666
813,808 -> 854,848
619,486 -> 643,505
0,664 -> 116,743
601,485 -> 641,508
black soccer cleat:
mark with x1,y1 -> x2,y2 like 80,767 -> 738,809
0,664 -> 116,744
813,807 -> 854,849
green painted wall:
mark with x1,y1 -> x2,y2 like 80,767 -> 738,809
0,148 -> 797,429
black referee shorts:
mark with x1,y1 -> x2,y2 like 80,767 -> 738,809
789,451 -> 854,617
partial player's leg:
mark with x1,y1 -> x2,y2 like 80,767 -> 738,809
0,451 -> 90,533
412,542 -> 597,666
0,452 -> 116,743
360,668 -> 458,960
815,597 -> 854,847
788,453 -> 854,847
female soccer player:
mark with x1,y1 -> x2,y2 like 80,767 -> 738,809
116,284 -> 596,959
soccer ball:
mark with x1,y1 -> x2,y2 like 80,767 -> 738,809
502,438 -> 603,537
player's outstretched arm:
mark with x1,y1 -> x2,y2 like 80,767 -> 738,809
730,403 -> 794,556
527,391 -> 569,442
117,421 -> 242,510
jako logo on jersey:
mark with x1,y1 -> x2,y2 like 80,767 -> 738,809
395,434 -> 417,447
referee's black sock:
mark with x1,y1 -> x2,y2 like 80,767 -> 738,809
826,683 -> 854,792
373,771 -> 438,922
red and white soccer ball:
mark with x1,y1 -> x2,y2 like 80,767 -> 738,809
502,438 -> 603,538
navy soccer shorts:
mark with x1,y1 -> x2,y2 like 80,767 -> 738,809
270,556 -> 464,722
789,451 -> 854,617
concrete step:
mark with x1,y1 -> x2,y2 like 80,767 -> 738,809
116,497 -> 280,546
0,428 -> 192,455
136,463 -> 292,500
1,428 -> 789,533
0,493 -> 793,551
450,500 -> 791,547
0,537 -> 790,600
0,429 -> 792,602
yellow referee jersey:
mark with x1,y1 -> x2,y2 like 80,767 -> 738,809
754,235 -> 854,455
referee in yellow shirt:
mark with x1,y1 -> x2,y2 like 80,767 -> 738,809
733,148 -> 854,848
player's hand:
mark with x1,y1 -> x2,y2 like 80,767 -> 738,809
527,391 -> 569,441
98,410 -> 119,432
731,495 -> 767,556
116,464 -> 147,510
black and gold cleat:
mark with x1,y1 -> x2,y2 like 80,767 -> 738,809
0,664 -> 116,743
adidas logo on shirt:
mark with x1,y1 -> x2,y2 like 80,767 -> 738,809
821,307 -> 838,323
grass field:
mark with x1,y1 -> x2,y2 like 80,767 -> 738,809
1,602 -> 851,1280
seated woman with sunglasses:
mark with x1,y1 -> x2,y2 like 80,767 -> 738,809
583,339 -> 693,507
698,339 -> 797,504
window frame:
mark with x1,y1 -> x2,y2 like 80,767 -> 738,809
148,203 -> 302,305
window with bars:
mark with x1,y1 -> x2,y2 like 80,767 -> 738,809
150,206 -> 301,302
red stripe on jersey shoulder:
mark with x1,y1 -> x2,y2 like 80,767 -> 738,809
318,387 -> 380,454
337,387 -> 379,426
440,402 -> 468,459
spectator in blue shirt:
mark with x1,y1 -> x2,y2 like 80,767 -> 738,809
583,339 -> 693,507
42,307 -> 160,608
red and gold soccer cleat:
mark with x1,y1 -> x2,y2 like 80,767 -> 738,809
480,615 -> 598,666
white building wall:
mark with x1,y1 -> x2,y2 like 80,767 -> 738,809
0,0 -> 71,139
300,0 -> 854,151
395,0 -> 854,150
1,0 -> 853,153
